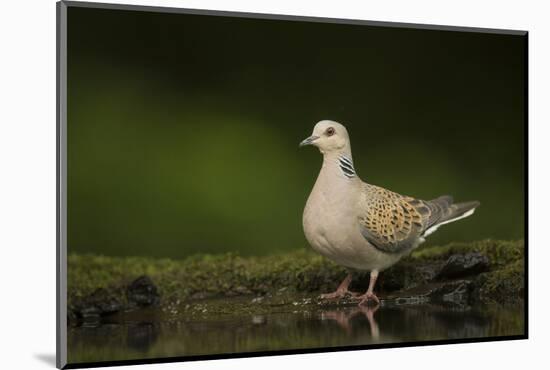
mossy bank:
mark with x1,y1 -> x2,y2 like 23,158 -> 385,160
67,239 -> 524,323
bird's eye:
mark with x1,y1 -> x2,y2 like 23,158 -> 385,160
326,127 -> 335,136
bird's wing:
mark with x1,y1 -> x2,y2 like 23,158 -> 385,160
358,184 -> 436,254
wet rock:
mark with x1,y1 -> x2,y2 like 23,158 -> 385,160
231,286 -> 253,295
80,305 -> 102,319
92,289 -> 124,314
435,253 -> 489,280
430,280 -> 471,306
429,280 -> 471,297
127,276 -> 160,307
417,265 -> 441,282
384,280 -> 472,307
80,288 -> 122,316
392,295 -> 431,306
376,261 -> 440,293
72,288 -> 124,321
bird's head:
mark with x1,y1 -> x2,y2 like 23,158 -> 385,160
299,120 -> 351,155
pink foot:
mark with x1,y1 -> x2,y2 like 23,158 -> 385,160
357,292 -> 380,306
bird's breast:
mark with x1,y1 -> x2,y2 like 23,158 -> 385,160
302,171 -> 402,271
302,184 -> 360,259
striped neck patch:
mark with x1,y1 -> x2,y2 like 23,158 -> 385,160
339,155 -> 356,178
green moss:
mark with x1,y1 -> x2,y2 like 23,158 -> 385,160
68,239 -> 524,308
411,239 -> 524,267
476,259 -> 525,304
68,248 -> 347,307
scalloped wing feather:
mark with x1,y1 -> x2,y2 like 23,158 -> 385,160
359,184 -> 479,254
359,184 -> 444,254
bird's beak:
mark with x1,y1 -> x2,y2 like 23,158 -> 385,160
299,135 -> 319,147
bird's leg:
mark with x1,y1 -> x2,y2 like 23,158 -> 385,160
320,273 -> 358,299
358,270 -> 380,306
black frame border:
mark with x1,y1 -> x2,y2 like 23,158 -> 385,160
56,1 -> 529,368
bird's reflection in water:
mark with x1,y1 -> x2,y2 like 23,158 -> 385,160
68,300 -> 523,363
320,305 -> 380,340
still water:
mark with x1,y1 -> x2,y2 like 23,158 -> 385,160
68,296 -> 524,364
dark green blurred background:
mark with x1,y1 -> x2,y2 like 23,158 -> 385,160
67,7 -> 526,258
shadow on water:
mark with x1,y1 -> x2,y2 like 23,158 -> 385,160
67,298 -> 524,364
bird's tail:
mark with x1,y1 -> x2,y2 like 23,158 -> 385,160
423,196 -> 480,237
